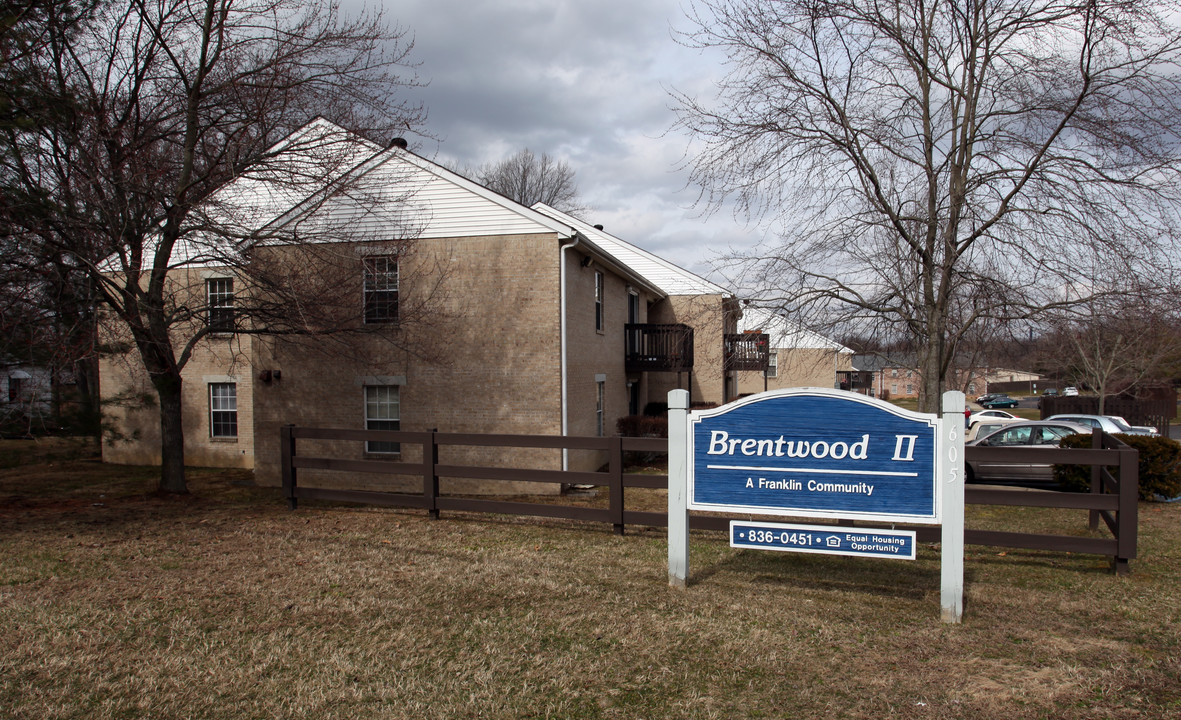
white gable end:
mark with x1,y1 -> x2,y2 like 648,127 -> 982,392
306,150 -> 575,241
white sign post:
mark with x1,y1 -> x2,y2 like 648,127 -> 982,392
668,389 -> 690,588
940,391 -> 966,623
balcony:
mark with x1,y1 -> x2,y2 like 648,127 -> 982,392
838,371 -> 874,392
724,333 -> 769,372
625,324 -> 694,373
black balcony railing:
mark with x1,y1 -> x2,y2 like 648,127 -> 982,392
724,333 -> 769,372
625,324 -> 694,373
838,371 -> 875,391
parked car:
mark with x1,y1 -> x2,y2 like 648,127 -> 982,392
1046,414 -> 1159,436
969,409 -> 1019,423
1062,386 -> 1079,396
966,416 -> 1024,442
976,393 -> 1001,404
1110,416 -> 1160,435
966,420 -> 1091,486
1041,388 -> 1060,398
980,395 -> 1019,409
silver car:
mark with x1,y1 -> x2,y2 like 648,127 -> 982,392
1046,414 -> 1159,436
966,420 -> 1091,485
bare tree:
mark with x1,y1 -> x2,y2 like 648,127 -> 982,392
1042,292 -> 1181,413
475,148 -> 587,216
673,0 -> 1181,412
1,0 -> 427,493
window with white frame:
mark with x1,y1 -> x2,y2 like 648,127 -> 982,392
363,256 -> 398,324
209,383 -> 237,438
364,385 -> 400,453
594,271 -> 604,331
206,277 -> 234,333
596,380 -> 605,436
766,351 -> 778,378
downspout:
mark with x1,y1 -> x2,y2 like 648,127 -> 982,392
559,234 -> 581,471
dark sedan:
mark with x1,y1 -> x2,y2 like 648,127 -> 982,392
980,395 -> 1019,409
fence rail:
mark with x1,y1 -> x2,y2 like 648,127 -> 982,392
280,426 -> 1138,573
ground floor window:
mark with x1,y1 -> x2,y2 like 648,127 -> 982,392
365,385 -> 400,453
209,383 -> 237,438
596,380 -> 605,436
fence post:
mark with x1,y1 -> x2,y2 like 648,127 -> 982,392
609,435 -> 625,535
1115,438 -> 1138,575
425,428 -> 440,520
280,424 -> 297,510
1089,429 -> 1102,531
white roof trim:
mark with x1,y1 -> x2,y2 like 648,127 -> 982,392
531,204 -> 733,297
738,307 -> 852,352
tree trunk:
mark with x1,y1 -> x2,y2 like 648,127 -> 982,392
154,372 -> 188,494
919,344 -> 943,414
917,315 -> 947,415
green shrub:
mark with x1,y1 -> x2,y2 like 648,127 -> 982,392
616,415 -> 668,438
1055,433 -> 1181,500
641,402 -> 668,417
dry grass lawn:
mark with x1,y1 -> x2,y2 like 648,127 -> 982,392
2,438 -> 1181,718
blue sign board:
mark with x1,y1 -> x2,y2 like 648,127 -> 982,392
688,388 -> 941,523
730,521 -> 917,560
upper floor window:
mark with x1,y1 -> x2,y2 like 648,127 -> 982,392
765,351 -> 778,378
209,383 -> 237,438
206,277 -> 234,333
594,271 -> 604,332
363,256 -> 398,324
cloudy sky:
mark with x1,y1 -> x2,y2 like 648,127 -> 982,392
361,0 -> 754,282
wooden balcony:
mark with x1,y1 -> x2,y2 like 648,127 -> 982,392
625,324 -> 694,373
724,333 -> 769,372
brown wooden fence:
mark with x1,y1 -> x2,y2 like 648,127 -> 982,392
280,426 -> 1138,573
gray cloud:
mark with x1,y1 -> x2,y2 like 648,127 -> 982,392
351,0 -> 759,280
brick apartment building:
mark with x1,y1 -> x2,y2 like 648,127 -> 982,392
735,307 -> 854,397
99,120 -> 761,488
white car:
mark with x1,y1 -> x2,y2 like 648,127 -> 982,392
969,409 -> 1019,423
1046,414 -> 1159,436
1063,386 -> 1079,396
966,416 -> 1023,442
